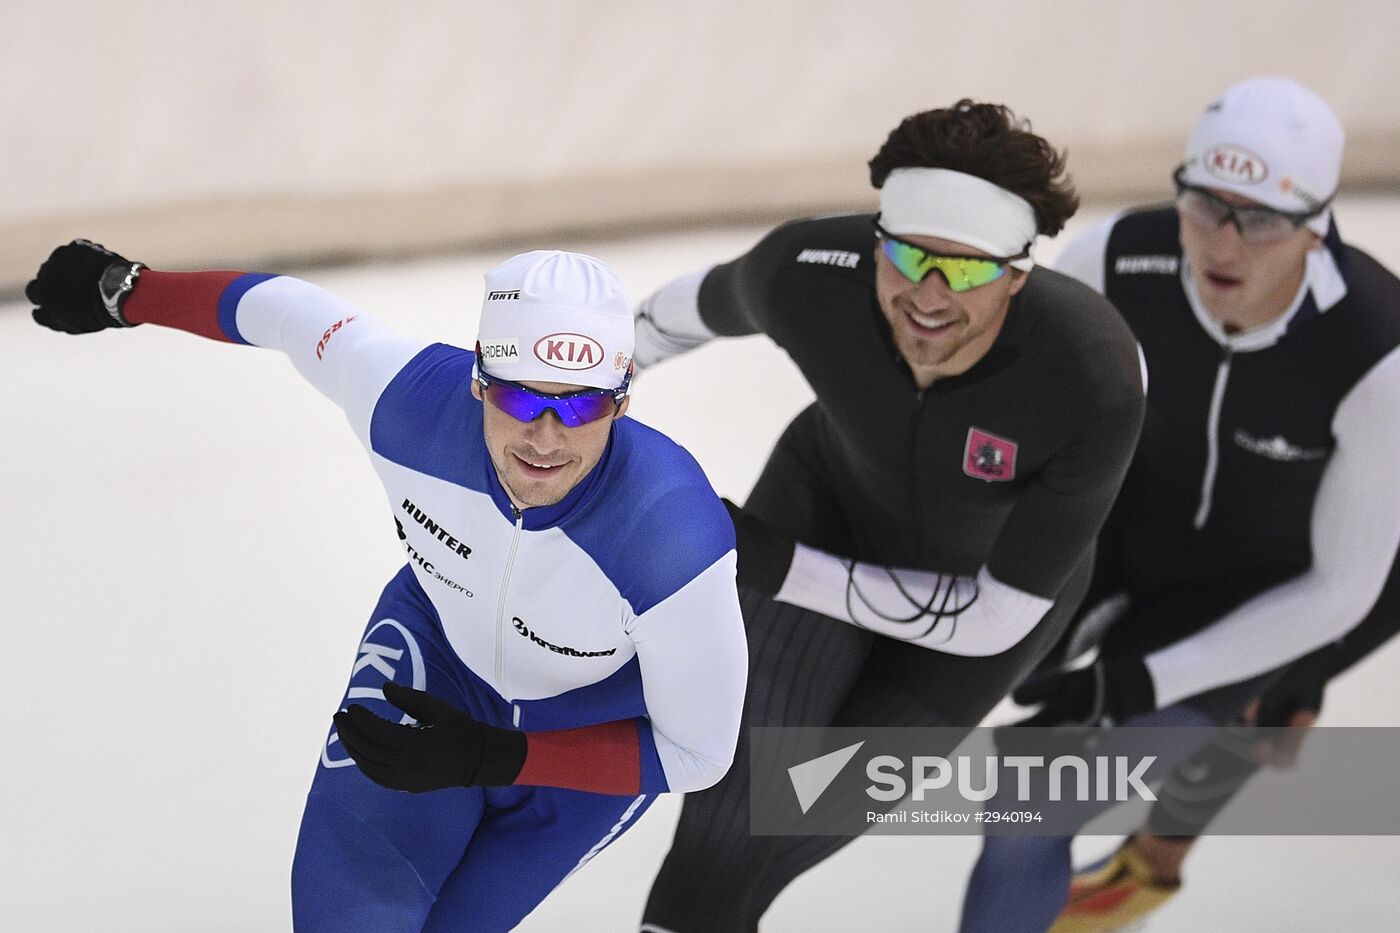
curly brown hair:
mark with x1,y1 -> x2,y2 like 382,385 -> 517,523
868,100 -> 1079,238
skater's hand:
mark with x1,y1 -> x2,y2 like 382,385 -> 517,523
1012,657 -> 1155,727
28,240 -> 144,333
334,683 -> 526,792
724,498 -> 796,595
1245,653 -> 1328,768
1245,708 -> 1316,769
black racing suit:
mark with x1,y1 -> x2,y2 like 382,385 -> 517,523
634,213 -> 1145,930
1054,206 -> 1400,837
1059,207 -> 1400,718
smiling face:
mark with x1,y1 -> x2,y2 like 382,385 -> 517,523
472,378 -> 627,509
1177,188 -> 1320,332
874,232 -> 1027,388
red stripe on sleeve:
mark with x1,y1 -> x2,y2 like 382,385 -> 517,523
514,719 -> 642,795
123,270 -> 245,342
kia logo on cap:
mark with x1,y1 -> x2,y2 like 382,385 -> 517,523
534,332 -> 604,371
1204,144 -> 1268,185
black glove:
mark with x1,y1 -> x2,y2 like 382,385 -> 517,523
27,239 -> 142,334
1012,657 -> 1155,727
1253,648 -> 1331,727
723,498 -> 796,594
333,683 -> 527,793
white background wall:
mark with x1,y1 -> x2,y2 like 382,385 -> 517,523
3,0 -> 1398,287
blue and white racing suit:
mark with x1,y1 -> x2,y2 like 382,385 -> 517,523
123,271 -> 749,931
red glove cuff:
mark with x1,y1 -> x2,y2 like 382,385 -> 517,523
515,719 -> 642,795
124,270 -> 244,341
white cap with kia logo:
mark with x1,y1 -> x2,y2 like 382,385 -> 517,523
474,250 -> 635,390
1181,76 -> 1344,236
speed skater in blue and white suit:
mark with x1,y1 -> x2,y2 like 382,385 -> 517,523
25,244 -> 749,932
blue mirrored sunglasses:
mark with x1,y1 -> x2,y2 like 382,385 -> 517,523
474,346 -> 629,427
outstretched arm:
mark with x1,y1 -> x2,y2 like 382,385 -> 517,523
633,220 -> 803,368
28,240 -> 429,442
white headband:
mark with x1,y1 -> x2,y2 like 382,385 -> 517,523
878,168 -> 1037,271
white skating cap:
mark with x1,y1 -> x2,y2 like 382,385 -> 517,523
1181,77 -> 1343,236
474,250 -> 634,390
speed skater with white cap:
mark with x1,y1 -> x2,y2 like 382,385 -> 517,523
631,99 -> 1145,931
959,76 -> 1400,933
26,244 -> 748,931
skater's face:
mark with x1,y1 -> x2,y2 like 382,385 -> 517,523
1177,185 -> 1320,332
473,377 -> 628,509
874,231 -> 1026,388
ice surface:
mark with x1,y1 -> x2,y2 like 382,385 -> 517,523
3,198 -> 1398,931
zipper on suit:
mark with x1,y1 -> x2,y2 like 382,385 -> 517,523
495,505 -> 524,697
1193,348 -> 1233,529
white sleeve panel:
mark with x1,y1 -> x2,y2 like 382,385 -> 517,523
773,544 -> 1054,657
633,267 -> 717,369
629,552 -> 747,792
234,277 -> 431,443
1146,346 -> 1400,707
1050,215 -> 1120,296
